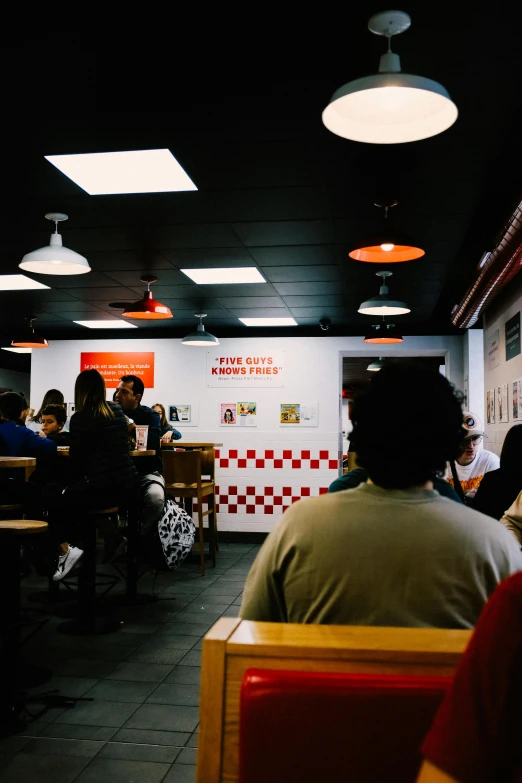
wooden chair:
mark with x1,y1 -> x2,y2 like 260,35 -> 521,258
197,618 -> 472,783
162,449 -> 217,575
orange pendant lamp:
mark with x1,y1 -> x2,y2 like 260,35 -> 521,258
364,320 -> 404,344
122,276 -> 173,320
11,317 -> 49,348
349,201 -> 424,264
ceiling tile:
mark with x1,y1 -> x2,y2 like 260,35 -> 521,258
273,281 -> 341,296
232,220 -> 333,246
250,246 -> 339,266
262,265 -> 341,283
282,294 -> 346,308
216,296 -> 284,309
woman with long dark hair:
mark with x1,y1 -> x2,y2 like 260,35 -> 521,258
50,369 -> 137,581
152,403 -> 182,443
473,423 -> 522,519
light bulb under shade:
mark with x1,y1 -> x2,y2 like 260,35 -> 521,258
322,73 -> 458,144
19,234 -> 90,276
364,334 -> 404,344
11,335 -> 48,348
358,297 -> 411,316
123,291 -> 173,320
181,331 -> 220,346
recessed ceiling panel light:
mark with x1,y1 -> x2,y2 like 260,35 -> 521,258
2,347 -> 32,353
238,317 -> 297,327
73,320 -> 137,329
45,149 -> 197,195
0,275 -> 50,291
181,267 -> 266,285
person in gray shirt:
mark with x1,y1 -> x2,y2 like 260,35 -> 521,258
241,364 -> 522,629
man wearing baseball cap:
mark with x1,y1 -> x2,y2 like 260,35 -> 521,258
446,411 -> 499,499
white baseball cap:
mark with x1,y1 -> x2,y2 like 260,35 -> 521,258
462,411 -> 483,438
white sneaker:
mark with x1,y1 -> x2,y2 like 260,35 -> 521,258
53,546 -> 83,582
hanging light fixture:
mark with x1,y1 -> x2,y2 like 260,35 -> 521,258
367,357 -> 385,372
364,319 -> 404,344
322,10 -> 458,144
122,276 -> 173,320
358,271 -> 411,316
349,200 -> 424,263
181,314 -> 219,346
19,213 -> 90,275
11,317 -> 48,348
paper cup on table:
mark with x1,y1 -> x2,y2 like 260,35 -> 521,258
135,425 -> 149,451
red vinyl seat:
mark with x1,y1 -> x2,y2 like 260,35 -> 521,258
239,668 -> 452,783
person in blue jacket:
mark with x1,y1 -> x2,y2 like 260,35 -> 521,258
0,392 -> 56,502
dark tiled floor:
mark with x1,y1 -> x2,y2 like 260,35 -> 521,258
0,543 -> 259,783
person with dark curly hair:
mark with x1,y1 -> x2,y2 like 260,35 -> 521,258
240,363 -> 522,628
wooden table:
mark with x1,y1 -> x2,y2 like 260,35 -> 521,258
0,456 -> 37,481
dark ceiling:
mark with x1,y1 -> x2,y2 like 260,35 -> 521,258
1,8 -> 522,373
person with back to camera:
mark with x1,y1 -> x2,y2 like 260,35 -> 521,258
152,403 -> 182,444
240,364 -> 522,629
445,412 -> 499,501
472,423 -> 522,520
49,369 -> 138,581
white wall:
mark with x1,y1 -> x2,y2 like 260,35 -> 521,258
483,274 -> 522,455
31,335 -> 464,531
0,368 -> 30,400
463,329 -> 484,415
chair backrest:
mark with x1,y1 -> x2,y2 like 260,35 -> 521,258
162,448 -> 203,486
196,618 -> 470,783
239,668 -> 451,783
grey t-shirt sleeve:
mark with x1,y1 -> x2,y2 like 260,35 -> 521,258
240,522 -> 289,622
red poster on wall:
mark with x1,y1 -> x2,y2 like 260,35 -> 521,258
80,352 -> 155,388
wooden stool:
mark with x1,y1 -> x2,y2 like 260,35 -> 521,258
0,520 -> 48,733
57,508 -> 122,636
162,450 -> 217,575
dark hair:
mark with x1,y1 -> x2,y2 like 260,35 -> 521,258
224,408 -> 234,421
349,363 -> 464,489
500,424 -> 522,473
31,388 -> 65,423
153,403 -> 168,428
0,392 -> 25,421
120,375 -> 144,400
75,370 -> 114,419
42,404 -> 67,427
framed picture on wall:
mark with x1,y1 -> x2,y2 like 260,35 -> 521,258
237,401 -> 257,427
220,403 -> 237,426
169,404 -> 198,426
513,379 -> 522,420
279,402 -> 318,427
486,389 -> 495,424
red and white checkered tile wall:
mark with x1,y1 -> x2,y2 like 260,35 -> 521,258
215,448 -> 339,470
192,446 -> 340,524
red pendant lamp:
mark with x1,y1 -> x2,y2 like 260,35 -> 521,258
11,317 -> 49,348
349,201 -> 424,264
122,276 -> 173,320
364,320 -> 404,344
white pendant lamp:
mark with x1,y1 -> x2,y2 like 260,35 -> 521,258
181,314 -> 220,346
358,271 -> 410,316
367,357 -> 385,372
19,213 -> 90,275
322,10 -> 458,144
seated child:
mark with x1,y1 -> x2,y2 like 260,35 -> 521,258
38,404 -> 71,446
